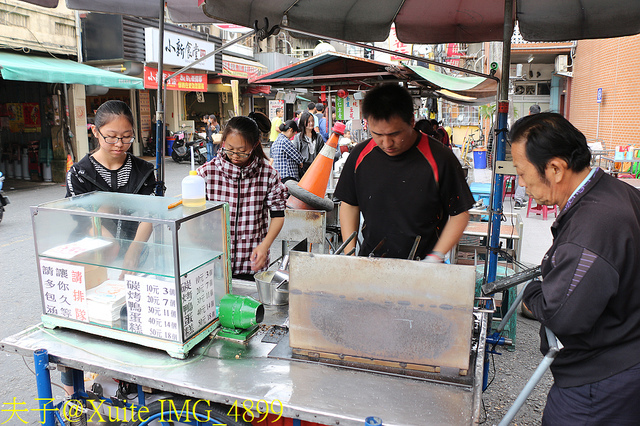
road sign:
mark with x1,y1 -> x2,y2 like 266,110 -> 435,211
597,88 -> 603,103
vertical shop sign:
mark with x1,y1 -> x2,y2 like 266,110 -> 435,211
335,96 -> 361,121
231,80 -> 240,117
40,259 -> 89,322
139,91 -> 151,138
389,25 -> 412,61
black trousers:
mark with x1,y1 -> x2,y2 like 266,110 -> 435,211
542,361 -> 640,425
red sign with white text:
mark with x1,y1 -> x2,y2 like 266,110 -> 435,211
144,67 -> 207,92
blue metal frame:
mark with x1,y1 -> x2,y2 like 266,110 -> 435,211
487,102 -> 510,284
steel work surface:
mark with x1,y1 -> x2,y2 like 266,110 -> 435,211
289,253 -> 477,373
1,281 -> 479,426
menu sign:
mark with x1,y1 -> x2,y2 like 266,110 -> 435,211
126,275 -> 179,341
40,260 -> 89,322
181,261 -> 216,339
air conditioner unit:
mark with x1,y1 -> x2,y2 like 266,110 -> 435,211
555,55 -> 569,73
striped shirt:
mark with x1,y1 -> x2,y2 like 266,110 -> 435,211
89,154 -> 132,190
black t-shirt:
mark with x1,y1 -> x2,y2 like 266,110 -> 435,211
334,132 -> 474,259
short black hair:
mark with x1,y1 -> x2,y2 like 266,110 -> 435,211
307,102 -> 316,111
415,119 -> 436,136
362,84 -> 414,125
315,103 -> 324,112
509,113 -> 591,178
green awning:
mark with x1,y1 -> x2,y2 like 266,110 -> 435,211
0,52 -> 143,89
403,63 -> 497,98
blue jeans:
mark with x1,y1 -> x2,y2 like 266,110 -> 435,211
206,141 -> 214,161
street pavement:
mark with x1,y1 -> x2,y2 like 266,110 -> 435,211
0,158 -> 556,425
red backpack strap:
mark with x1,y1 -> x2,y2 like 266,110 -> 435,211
416,133 -> 439,184
355,139 -> 378,171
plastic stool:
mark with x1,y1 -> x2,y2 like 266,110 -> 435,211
526,197 -> 558,220
502,176 -> 516,200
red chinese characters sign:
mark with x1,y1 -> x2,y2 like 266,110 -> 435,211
144,66 -> 207,92
222,60 -> 265,80
389,24 -> 412,61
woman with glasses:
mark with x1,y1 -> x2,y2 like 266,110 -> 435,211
66,100 -> 156,199
293,111 -> 325,176
62,99 -> 156,395
197,112 -> 287,280
270,120 -> 303,183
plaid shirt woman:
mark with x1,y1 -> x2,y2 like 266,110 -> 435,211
197,114 -> 287,279
271,120 -> 302,183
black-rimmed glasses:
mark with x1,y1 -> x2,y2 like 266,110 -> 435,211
97,128 -> 135,145
221,147 -> 252,159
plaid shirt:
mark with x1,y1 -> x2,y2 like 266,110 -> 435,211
197,154 -> 287,275
271,133 -> 303,181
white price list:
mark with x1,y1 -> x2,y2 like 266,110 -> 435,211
126,275 -> 179,341
181,261 -> 216,339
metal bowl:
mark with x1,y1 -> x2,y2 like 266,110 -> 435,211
254,271 -> 289,306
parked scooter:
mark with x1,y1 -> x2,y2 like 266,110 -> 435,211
171,130 -> 207,165
0,171 -> 10,224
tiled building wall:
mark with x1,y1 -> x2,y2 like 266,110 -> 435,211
570,35 -> 640,149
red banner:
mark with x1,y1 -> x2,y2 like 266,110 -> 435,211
144,66 -> 207,91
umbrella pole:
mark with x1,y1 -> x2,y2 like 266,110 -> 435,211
486,0 -> 514,285
155,0 -> 166,196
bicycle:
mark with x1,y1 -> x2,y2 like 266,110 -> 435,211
459,129 -> 485,167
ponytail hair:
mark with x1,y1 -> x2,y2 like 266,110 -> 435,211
279,120 -> 298,133
221,112 -> 271,162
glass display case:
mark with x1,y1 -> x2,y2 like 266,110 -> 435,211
31,192 -> 230,359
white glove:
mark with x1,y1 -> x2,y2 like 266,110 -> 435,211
421,251 -> 445,263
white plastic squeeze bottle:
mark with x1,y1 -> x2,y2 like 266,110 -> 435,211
182,147 -> 206,207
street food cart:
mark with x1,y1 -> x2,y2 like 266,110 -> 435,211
1,192 -> 491,425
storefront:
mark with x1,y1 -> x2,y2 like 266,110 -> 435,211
0,51 -> 143,183
80,13 -> 223,153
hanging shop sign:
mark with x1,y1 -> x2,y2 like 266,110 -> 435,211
335,95 -> 361,121
143,67 -> 207,92
145,27 -> 217,72
222,57 -> 266,80
215,24 -> 252,34
389,25 -> 413,61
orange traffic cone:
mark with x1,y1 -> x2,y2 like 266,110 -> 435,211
286,122 -> 345,211
65,154 -> 73,173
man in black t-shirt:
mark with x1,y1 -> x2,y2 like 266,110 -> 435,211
334,84 -> 474,261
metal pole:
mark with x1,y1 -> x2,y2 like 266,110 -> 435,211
34,349 -> 54,426
596,102 -> 601,139
487,0 -> 514,284
498,328 -> 560,426
280,27 -> 499,82
155,0 -> 166,196
164,31 -> 256,82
